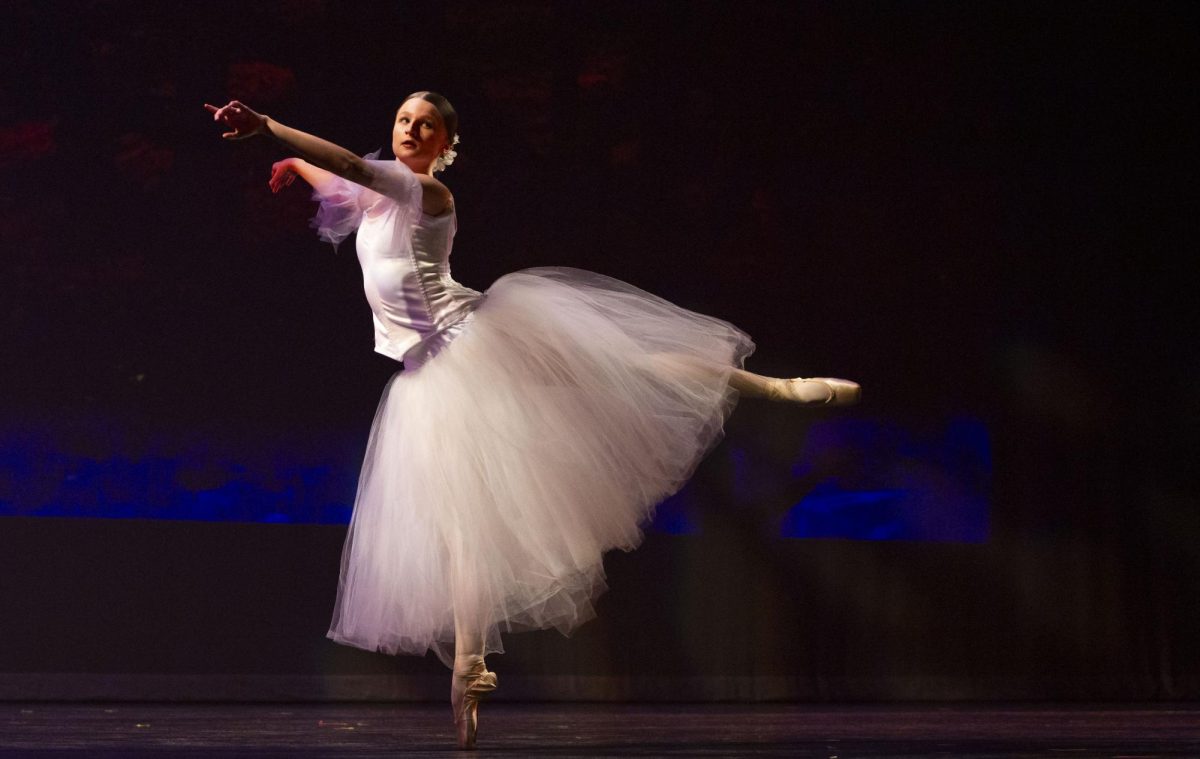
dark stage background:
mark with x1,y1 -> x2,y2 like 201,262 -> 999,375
1,1 -> 1196,700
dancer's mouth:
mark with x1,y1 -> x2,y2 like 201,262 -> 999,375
400,139 -> 418,149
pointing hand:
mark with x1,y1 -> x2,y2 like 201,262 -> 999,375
204,100 -> 267,140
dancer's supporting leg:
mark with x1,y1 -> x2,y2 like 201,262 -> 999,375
450,571 -> 497,749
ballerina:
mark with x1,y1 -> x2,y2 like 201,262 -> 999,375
206,92 -> 859,749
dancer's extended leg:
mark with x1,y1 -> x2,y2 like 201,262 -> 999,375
728,368 -> 861,405
642,353 -> 860,406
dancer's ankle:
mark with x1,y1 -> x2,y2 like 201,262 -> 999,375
454,653 -> 486,673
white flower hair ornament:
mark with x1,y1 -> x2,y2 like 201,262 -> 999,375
433,134 -> 460,173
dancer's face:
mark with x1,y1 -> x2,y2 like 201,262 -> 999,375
393,98 -> 451,175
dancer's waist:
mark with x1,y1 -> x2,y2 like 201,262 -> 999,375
400,309 -> 479,370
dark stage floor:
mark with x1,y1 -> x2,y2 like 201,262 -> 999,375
2,703 -> 1198,758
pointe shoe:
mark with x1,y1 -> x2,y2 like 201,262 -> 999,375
451,656 -> 498,749
769,377 -> 861,406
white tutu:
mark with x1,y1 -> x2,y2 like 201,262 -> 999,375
327,267 -> 754,667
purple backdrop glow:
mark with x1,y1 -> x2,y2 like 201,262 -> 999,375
0,413 -> 990,542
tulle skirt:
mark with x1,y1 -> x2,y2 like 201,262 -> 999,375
327,267 -> 754,668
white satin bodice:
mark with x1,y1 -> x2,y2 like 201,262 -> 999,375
356,205 -> 482,362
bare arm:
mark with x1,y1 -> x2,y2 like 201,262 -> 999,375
206,100 -> 370,179
206,100 -> 438,199
269,157 -> 337,194
262,115 -> 375,187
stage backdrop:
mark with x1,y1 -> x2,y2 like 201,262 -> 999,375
1,1 -> 1195,700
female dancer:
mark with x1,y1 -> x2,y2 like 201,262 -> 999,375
206,93 -> 859,749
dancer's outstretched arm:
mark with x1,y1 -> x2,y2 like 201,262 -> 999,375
205,100 -> 374,184
203,99 -> 456,213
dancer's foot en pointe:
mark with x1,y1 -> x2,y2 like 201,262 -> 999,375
451,655 -> 497,749
728,368 -> 861,406
766,377 -> 861,405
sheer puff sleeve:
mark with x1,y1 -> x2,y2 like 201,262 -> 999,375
310,150 -> 422,246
